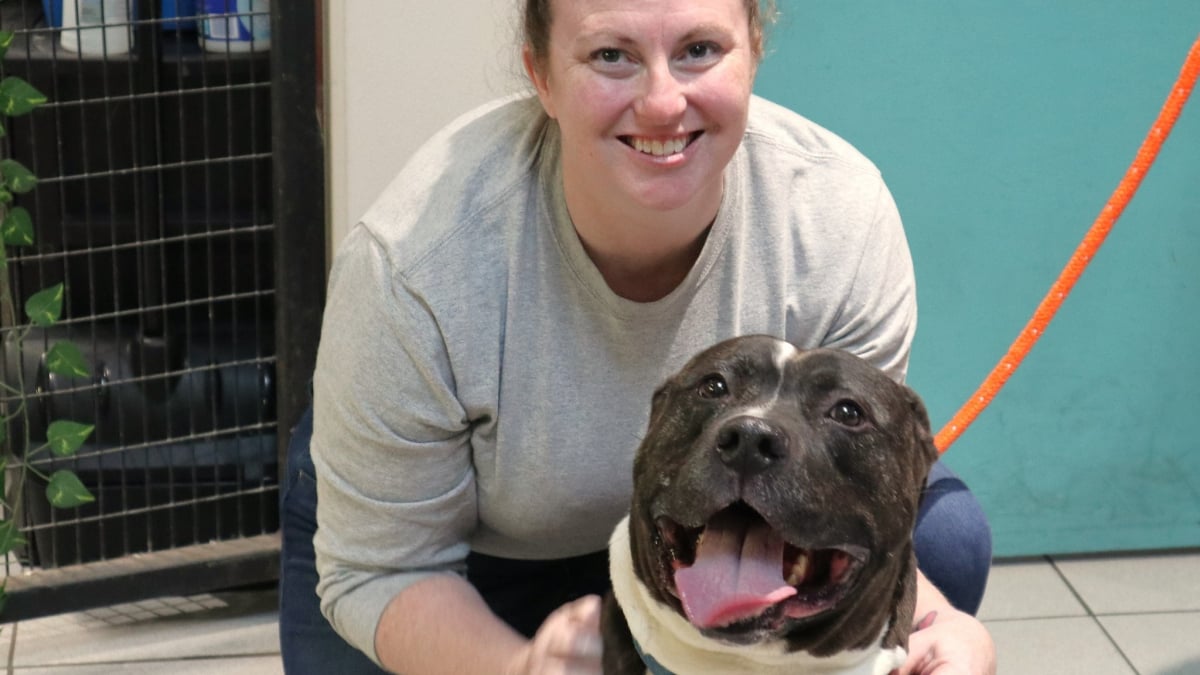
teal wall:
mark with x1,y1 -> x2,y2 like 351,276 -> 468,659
755,3 -> 1200,556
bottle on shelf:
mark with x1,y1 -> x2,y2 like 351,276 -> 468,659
59,0 -> 133,56
199,0 -> 269,53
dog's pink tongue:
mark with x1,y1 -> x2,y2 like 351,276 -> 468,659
674,512 -> 797,628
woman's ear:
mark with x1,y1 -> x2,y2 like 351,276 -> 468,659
522,45 -> 558,119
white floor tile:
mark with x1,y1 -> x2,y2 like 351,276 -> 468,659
978,558 -> 1087,621
985,617 -> 1135,675
1100,612 -> 1200,675
5,590 -> 279,668
1054,550 -> 1200,614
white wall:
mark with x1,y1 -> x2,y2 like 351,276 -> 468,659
325,1 -> 526,255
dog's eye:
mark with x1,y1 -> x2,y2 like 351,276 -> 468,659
828,400 -> 866,427
697,374 -> 729,399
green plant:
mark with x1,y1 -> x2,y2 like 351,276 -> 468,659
0,29 -> 95,615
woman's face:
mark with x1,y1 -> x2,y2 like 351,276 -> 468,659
526,0 -> 757,215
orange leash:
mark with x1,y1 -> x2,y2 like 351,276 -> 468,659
935,34 -> 1200,453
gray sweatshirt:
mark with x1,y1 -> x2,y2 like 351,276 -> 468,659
310,94 -> 917,664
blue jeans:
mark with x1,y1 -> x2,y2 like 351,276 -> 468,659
278,406 -> 992,673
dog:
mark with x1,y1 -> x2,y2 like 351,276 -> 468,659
601,335 -> 940,674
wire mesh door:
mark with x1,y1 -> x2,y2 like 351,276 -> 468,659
0,0 -> 279,582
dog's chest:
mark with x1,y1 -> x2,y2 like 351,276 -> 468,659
609,517 -> 907,675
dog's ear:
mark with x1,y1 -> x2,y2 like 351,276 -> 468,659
643,382 -> 673,434
904,386 -> 940,471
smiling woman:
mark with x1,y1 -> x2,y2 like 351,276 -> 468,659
279,1 -> 995,674
521,0 -> 759,300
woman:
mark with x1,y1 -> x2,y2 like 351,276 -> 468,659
279,0 -> 996,673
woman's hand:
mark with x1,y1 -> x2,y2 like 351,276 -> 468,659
896,607 -> 996,675
504,595 -> 603,675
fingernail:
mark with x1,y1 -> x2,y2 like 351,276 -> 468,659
577,633 -> 603,658
915,610 -> 937,631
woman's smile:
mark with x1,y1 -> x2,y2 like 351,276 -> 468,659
621,131 -> 705,161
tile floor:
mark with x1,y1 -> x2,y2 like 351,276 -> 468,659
0,549 -> 1197,673
979,549 -> 1200,675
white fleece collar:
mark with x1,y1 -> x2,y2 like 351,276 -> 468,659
608,516 -> 906,675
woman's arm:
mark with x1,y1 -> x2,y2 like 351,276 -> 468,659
375,575 -> 602,675
312,225 -> 480,664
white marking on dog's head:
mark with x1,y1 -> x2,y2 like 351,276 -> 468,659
734,338 -> 801,417
737,340 -> 802,419
771,339 -> 800,372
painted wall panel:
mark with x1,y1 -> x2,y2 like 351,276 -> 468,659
756,2 -> 1200,555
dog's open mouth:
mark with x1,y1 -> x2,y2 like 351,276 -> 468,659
656,502 -> 866,631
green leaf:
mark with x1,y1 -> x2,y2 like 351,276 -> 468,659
47,420 -> 94,457
46,341 -> 90,378
0,31 -> 13,59
0,520 -> 26,556
0,159 -> 37,194
0,117 -> 6,138
46,470 -> 95,508
0,76 -> 47,117
24,282 -> 63,326
1,205 -> 33,246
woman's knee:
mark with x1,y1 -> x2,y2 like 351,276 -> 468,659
914,462 -> 993,615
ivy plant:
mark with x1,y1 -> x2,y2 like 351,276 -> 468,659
0,29 -> 96,614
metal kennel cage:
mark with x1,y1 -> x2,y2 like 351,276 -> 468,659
0,0 -> 323,619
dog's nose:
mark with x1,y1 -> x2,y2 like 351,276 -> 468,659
715,416 -> 788,476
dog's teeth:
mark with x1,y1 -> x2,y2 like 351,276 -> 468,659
785,553 -> 810,586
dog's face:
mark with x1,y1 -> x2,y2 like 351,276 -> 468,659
627,335 -> 938,656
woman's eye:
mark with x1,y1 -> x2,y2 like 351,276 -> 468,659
698,374 -> 729,399
595,48 -> 623,64
683,41 -> 721,62
828,400 -> 866,427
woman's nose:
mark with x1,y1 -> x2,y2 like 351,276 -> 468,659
634,63 -> 687,122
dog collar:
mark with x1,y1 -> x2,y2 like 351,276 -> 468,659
633,638 -> 676,675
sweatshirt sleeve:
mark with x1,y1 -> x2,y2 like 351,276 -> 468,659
822,180 -> 918,383
309,224 -> 477,666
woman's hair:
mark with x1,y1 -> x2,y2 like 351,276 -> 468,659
523,0 -> 778,67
